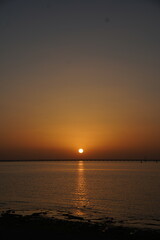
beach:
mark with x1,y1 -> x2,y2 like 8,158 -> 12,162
0,210 -> 160,240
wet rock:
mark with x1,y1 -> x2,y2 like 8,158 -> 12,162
62,214 -> 84,221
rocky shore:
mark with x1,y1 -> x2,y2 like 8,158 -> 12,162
0,210 -> 160,240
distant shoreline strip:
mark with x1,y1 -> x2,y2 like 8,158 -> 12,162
0,159 -> 159,162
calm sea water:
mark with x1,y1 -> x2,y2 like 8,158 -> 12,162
0,161 -> 160,229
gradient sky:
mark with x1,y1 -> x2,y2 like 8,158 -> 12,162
0,0 -> 160,160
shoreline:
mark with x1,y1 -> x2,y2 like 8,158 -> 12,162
0,210 -> 160,240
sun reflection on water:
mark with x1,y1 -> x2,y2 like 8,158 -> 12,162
74,161 -> 89,217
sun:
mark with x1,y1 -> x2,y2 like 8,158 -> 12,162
78,148 -> 84,154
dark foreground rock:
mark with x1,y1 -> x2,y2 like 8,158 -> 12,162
0,211 -> 160,240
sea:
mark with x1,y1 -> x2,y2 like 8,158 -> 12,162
0,160 -> 160,229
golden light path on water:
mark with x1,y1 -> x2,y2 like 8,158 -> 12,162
74,161 -> 89,217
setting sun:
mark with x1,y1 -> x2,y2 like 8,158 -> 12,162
78,148 -> 84,154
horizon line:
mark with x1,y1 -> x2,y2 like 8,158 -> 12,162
0,159 -> 160,162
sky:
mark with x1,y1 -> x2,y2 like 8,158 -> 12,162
0,0 -> 160,160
